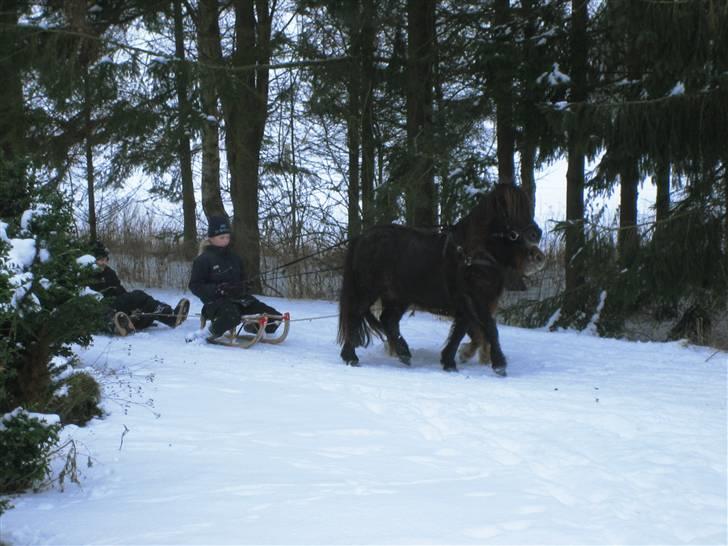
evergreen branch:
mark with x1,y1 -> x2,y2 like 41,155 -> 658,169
8,22 -> 352,73
552,208 -> 718,235
542,86 -> 726,111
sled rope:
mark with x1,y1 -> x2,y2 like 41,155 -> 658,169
131,310 -> 338,322
288,313 -> 339,322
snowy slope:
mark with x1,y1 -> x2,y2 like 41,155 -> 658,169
2,290 -> 726,546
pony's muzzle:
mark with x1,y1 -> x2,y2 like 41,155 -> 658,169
525,246 -> 546,275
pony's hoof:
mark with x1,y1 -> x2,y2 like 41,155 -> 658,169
443,364 -> 458,373
492,366 -> 507,377
398,355 -> 411,366
345,359 -> 360,367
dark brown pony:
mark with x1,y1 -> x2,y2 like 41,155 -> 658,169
337,183 -> 545,375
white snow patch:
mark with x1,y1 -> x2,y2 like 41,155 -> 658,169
79,287 -> 104,300
2,291 -> 726,545
0,408 -> 61,430
583,290 -> 607,335
20,204 -> 51,231
537,63 -> 571,86
76,254 -> 97,267
670,81 -> 686,96
6,237 -> 36,271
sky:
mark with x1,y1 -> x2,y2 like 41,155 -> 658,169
534,159 -> 658,231
2,290 -> 725,545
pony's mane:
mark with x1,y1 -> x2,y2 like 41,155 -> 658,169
483,183 -> 531,221
461,183 -> 533,235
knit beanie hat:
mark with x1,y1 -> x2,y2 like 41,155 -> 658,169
207,215 -> 231,237
92,241 -> 109,259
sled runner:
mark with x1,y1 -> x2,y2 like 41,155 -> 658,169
201,312 -> 290,348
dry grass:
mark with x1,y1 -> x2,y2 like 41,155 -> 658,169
84,212 -> 727,349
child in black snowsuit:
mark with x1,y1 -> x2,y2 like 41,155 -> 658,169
188,215 -> 281,340
89,242 -> 189,336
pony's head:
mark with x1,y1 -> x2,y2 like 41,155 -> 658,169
464,184 -> 545,275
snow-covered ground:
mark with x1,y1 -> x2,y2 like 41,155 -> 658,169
2,290 -> 726,545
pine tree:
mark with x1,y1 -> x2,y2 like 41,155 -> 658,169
0,181 -> 105,410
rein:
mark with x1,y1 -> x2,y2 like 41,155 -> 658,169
442,231 -> 499,270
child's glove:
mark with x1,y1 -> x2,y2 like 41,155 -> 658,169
216,281 -> 247,298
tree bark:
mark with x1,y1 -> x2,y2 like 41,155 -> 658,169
494,0 -> 515,186
0,0 -> 30,219
219,0 -> 273,293
346,3 -> 362,239
0,0 -> 24,164
654,158 -> 670,240
518,0 -> 538,216
15,326 -> 52,409
618,14 -> 642,269
173,0 -> 198,257
405,0 -> 436,227
564,0 -> 589,303
360,0 -> 376,229
618,159 -> 640,267
196,0 -> 226,220
432,20 -> 453,225
83,69 -> 97,242
520,140 -> 537,217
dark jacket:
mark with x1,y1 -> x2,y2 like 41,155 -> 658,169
88,266 -> 127,298
189,244 -> 247,304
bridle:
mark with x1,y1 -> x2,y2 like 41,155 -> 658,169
489,222 -> 542,245
442,220 -> 542,270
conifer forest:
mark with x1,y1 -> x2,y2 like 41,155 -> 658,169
1,0 -> 726,343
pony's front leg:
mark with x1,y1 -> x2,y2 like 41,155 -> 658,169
441,317 -> 468,372
478,312 -> 507,376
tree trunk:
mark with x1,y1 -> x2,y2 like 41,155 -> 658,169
494,0 -> 515,186
360,0 -> 376,229
520,140 -> 537,218
0,0 -> 29,219
519,0 -> 538,216
197,0 -> 226,220
173,0 -> 198,258
10,325 -> 51,409
618,15 -> 643,269
724,162 -> 728,278
346,4 -> 362,239
654,158 -> 670,239
405,0 -> 436,227
0,0 -> 24,164
288,72 -> 300,259
83,69 -> 97,242
618,159 -> 640,267
432,9 -> 456,225
564,0 -> 589,305
219,0 -> 273,294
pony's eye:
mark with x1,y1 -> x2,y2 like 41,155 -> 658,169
508,230 -> 520,241
525,226 -> 542,243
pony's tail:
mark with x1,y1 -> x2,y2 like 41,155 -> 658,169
337,238 -> 385,348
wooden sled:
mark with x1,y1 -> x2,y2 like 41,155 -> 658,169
201,312 -> 290,349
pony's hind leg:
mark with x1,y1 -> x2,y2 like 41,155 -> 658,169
340,341 -> 360,366
380,303 -> 411,365
459,330 -> 491,364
